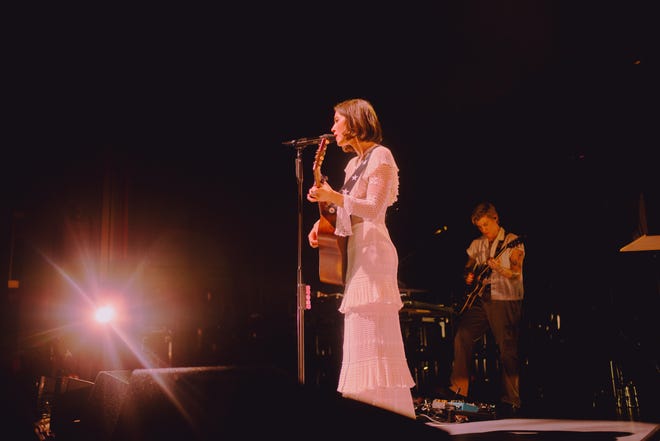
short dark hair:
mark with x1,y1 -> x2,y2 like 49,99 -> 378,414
334,98 -> 383,143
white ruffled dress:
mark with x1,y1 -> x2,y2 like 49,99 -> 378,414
334,145 -> 416,419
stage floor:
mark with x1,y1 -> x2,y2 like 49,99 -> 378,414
427,418 -> 660,441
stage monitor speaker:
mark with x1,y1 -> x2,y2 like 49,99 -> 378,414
100,365 -> 447,440
49,376 -> 95,438
81,369 -> 132,441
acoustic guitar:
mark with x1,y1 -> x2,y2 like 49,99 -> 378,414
457,236 -> 525,315
312,138 -> 347,286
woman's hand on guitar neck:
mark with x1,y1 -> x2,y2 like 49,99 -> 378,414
307,181 -> 342,206
307,185 -> 320,202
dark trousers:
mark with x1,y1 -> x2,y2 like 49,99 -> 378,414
450,298 -> 522,407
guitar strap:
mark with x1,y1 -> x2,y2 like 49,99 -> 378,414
339,147 -> 375,195
492,240 -> 503,259
324,147 -> 376,237
483,231 -> 506,301
489,229 -> 506,258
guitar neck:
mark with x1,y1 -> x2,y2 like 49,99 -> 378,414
313,138 -> 329,187
475,236 -> 522,278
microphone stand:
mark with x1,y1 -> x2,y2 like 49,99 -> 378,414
286,134 -> 329,385
293,141 -> 307,385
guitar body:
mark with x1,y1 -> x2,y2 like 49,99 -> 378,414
457,266 -> 491,315
317,202 -> 347,286
456,236 -> 525,315
313,139 -> 348,287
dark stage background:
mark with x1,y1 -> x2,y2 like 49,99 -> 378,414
2,1 -> 658,428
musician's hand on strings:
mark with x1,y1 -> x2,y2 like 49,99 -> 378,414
464,258 -> 477,285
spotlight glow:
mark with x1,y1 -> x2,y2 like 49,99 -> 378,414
94,305 -> 116,324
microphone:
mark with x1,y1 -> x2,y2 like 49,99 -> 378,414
282,134 -> 335,147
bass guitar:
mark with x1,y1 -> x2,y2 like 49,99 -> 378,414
457,236 -> 524,315
312,138 -> 347,286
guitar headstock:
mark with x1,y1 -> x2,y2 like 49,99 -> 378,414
312,137 -> 329,186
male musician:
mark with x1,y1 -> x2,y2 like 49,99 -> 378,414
447,201 -> 525,418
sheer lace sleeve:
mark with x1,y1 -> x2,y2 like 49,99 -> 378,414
344,162 -> 397,219
335,146 -> 399,236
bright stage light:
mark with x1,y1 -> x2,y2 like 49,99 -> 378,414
94,305 -> 116,324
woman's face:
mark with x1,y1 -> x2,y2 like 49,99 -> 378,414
331,112 -> 352,151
